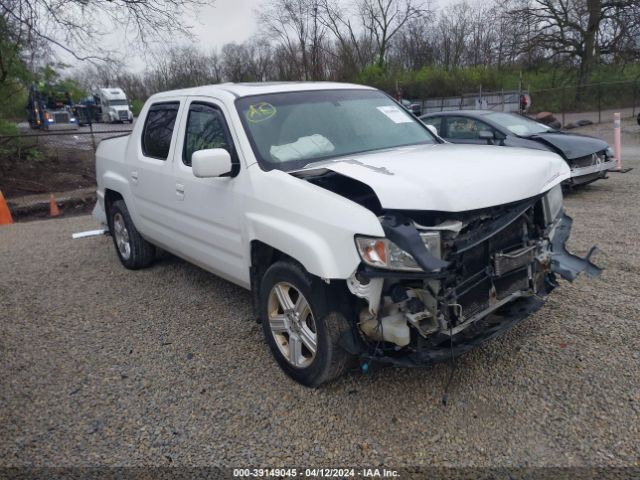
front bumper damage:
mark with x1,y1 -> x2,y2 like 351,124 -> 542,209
357,296 -> 546,367
567,153 -> 616,186
344,208 -> 602,368
550,214 -> 602,281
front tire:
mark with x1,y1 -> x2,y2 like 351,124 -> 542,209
259,261 -> 354,387
108,199 -> 155,269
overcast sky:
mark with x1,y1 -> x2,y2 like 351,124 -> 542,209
190,0 -> 258,51
103,0 -> 257,72
72,0 -> 448,73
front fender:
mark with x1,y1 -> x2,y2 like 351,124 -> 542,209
244,167 -> 384,280
246,213 -> 362,279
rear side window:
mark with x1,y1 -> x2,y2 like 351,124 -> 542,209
142,102 -> 180,160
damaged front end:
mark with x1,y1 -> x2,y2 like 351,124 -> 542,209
345,185 -> 602,367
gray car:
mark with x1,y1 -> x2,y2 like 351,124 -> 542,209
420,110 -> 616,186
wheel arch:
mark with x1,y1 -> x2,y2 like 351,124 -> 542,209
249,240 -> 295,320
104,189 -> 124,221
249,240 -> 356,324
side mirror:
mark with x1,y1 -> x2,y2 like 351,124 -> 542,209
478,130 -> 495,144
192,148 -> 232,178
426,124 -> 438,136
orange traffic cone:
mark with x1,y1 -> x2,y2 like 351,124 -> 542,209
0,190 -> 13,225
49,194 -> 60,217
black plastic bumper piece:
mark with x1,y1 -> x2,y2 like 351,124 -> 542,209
381,214 -> 449,271
551,213 -> 602,281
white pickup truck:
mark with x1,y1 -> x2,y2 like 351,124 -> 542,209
94,82 -> 601,386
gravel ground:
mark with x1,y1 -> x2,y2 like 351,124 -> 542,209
1,121 -> 639,468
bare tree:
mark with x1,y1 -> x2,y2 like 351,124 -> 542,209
221,42 -> 255,82
317,0 -> 374,76
246,38 -> 276,81
0,0 -> 205,62
144,45 -> 219,90
508,0 -> 640,86
434,1 -> 470,69
358,0 -> 427,68
259,0 -> 328,80
388,16 -> 435,71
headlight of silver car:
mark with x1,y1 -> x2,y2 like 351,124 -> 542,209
605,146 -> 614,159
355,232 -> 440,271
543,184 -> 564,224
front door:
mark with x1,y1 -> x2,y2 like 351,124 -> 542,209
443,116 -> 496,145
169,97 -> 248,286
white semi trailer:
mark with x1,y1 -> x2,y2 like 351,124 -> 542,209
96,87 -> 134,123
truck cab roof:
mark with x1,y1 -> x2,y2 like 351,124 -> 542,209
149,82 -> 375,101
99,88 -> 128,100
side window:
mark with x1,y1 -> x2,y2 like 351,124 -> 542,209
183,103 -> 231,166
142,102 -> 180,160
422,116 -> 442,135
445,116 -> 492,140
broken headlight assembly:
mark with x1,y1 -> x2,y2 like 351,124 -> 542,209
355,232 -> 440,271
543,184 -> 564,224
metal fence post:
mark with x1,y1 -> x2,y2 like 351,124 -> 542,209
518,73 -> 522,115
440,97 -> 444,112
89,118 -> 96,152
562,86 -> 566,127
598,83 -> 602,124
633,80 -> 637,119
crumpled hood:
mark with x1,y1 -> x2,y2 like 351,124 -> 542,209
526,132 -> 609,160
294,143 -> 570,212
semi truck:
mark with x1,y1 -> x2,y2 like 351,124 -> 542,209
27,84 -> 79,130
94,88 -> 134,123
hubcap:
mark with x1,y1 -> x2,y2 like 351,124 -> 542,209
267,282 -> 317,368
112,212 -> 131,260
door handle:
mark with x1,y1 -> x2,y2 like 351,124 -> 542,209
175,183 -> 185,201
131,171 -> 139,185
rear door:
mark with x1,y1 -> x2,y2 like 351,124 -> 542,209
130,99 -> 184,247
168,97 -> 248,285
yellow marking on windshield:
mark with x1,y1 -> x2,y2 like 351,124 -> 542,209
247,102 -> 276,123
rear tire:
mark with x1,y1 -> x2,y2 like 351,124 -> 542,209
108,199 -> 155,269
259,260 -> 354,387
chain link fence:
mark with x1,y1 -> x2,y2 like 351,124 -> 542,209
0,123 -> 133,198
527,79 -> 639,127
415,79 -> 640,128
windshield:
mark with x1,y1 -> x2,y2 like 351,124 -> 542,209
236,89 -> 437,171
107,99 -> 128,106
483,112 -> 552,136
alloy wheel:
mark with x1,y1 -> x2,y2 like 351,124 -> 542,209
267,282 -> 318,368
112,212 -> 131,260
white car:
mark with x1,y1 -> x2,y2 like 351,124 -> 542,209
94,82 -> 601,386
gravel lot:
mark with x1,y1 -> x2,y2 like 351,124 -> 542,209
1,121 -> 639,468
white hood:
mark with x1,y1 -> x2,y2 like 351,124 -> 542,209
296,143 -> 570,212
